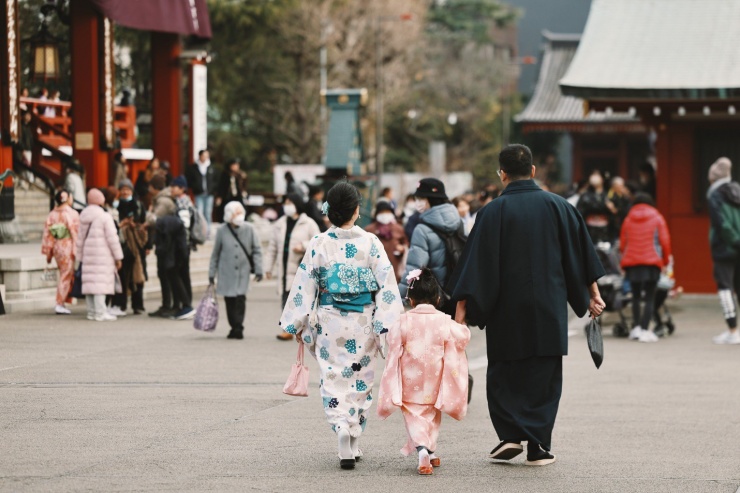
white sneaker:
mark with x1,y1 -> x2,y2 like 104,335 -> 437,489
55,305 -> 71,315
87,314 -> 95,320
95,312 -> 117,322
712,330 -> 740,345
638,330 -> 659,343
629,326 -> 644,340
108,306 -> 127,317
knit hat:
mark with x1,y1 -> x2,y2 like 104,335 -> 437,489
149,174 -> 166,191
414,178 -> 448,200
118,178 -> 134,191
171,175 -> 188,189
709,157 -> 732,184
87,188 -> 105,206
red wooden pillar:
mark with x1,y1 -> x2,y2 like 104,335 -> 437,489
70,0 -> 109,188
0,0 -> 19,189
654,123 -> 671,215
151,32 -> 183,178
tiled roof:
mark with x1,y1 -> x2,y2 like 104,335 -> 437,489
560,0 -> 740,99
516,31 -> 637,125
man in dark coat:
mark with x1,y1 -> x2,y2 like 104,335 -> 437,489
450,144 -> 606,466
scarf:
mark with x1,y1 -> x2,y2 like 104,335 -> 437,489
121,223 -> 148,290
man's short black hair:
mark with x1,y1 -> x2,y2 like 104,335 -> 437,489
198,149 -> 208,158
499,144 -> 533,179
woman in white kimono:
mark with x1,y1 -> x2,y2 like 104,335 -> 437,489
280,182 -> 403,470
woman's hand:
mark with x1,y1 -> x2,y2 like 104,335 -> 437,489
292,244 -> 305,254
588,282 -> 605,318
455,300 -> 467,324
115,260 -> 122,270
265,272 -> 273,280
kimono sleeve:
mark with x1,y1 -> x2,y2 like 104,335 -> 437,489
376,316 -> 405,419
279,238 -> 319,340
41,213 -> 54,257
561,204 -> 606,317
435,320 -> 470,420
369,234 -> 404,334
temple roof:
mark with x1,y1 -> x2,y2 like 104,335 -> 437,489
515,31 -> 637,127
559,0 -> 740,99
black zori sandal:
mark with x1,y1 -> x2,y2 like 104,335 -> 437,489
488,441 -> 524,460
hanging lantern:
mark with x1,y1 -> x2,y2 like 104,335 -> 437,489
28,23 -> 60,83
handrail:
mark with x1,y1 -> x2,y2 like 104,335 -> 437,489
12,145 -> 56,211
30,111 -> 72,142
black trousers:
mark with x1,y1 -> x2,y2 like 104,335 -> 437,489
165,266 -> 190,310
487,355 -> 563,451
180,254 -> 192,304
713,259 -> 740,328
225,295 -> 246,334
157,265 -> 173,309
631,280 -> 657,329
112,257 -> 145,311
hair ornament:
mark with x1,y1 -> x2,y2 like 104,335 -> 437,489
321,202 -> 330,215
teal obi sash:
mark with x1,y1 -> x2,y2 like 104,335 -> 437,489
317,264 -> 379,313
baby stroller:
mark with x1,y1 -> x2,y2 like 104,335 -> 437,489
588,242 -> 677,338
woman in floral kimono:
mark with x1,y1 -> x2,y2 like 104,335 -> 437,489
377,268 -> 470,475
280,182 -> 403,470
41,190 -> 80,314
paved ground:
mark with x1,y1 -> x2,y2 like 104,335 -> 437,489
0,283 -> 739,492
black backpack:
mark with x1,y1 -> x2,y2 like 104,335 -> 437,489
420,220 -> 467,314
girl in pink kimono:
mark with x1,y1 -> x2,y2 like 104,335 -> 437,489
377,268 -> 470,475
41,190 -> 80,314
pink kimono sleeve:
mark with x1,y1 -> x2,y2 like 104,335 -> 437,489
435,320 -> 471,421
376,316 -> 404,419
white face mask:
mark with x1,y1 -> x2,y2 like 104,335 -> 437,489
231,215 -> 245,227
376,212 -> 395,225
283,204 -> 297,217
414,198 -> 429,214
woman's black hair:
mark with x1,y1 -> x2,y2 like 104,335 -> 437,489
407,267 -> 441,307
632,192 -> 654,206
325,181 -> 361,227
54,189 -> 68,206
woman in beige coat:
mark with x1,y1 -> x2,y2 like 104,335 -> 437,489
263,193 -> 320,340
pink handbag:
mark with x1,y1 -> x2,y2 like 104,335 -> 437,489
283,342 -> 309,397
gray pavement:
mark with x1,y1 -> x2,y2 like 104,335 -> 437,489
0,283 -> 739,492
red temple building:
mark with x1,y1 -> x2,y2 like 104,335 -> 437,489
559,0 -> 740,292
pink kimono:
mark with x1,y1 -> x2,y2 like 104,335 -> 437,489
41,204 -> 80,305
377,304 -> 470,455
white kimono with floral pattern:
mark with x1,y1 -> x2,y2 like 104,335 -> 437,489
280,225 -> 404,437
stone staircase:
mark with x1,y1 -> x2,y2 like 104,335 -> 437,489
12,185 -> 52,242
0,236 -> 216,314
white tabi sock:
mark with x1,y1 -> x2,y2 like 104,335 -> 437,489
418,448 -> 430,467
337,428 -> 353,460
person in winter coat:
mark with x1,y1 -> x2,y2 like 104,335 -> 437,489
186,149 -> 218,227
263,192 -> 320,340
619,193 -> 672,343
76,189 -> 124,322
153,193 -> 193,320
577,170 -> 616,244
41,189 -> 80,314
707,157 -> 740,345
399,178 -> 463,298
365,201 -> 407,281
216,158 -> 247,218
63,160 -> 86,213
111,179 -> 148,316
209,201 -> 264,340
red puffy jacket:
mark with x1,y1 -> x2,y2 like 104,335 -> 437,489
620,204 -> 672,269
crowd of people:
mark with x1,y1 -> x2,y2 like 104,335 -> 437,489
33,142 -> 740,474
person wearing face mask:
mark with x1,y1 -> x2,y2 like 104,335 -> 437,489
403,194 -> 422,240
576,170 -> 616,244
111,179 -> 148,316
399,178 -> 463,299
263,193 -> 320,340
365,202 -> 407,281
208,201 -> 264,340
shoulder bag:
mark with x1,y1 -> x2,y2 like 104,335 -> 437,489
226,225 -> 255,274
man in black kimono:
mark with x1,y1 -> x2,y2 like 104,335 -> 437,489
451,144 -> 605,466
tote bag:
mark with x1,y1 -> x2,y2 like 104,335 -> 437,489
193,284 -> 219,332
283,342 -> 309,397
586,317 -> 604,369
